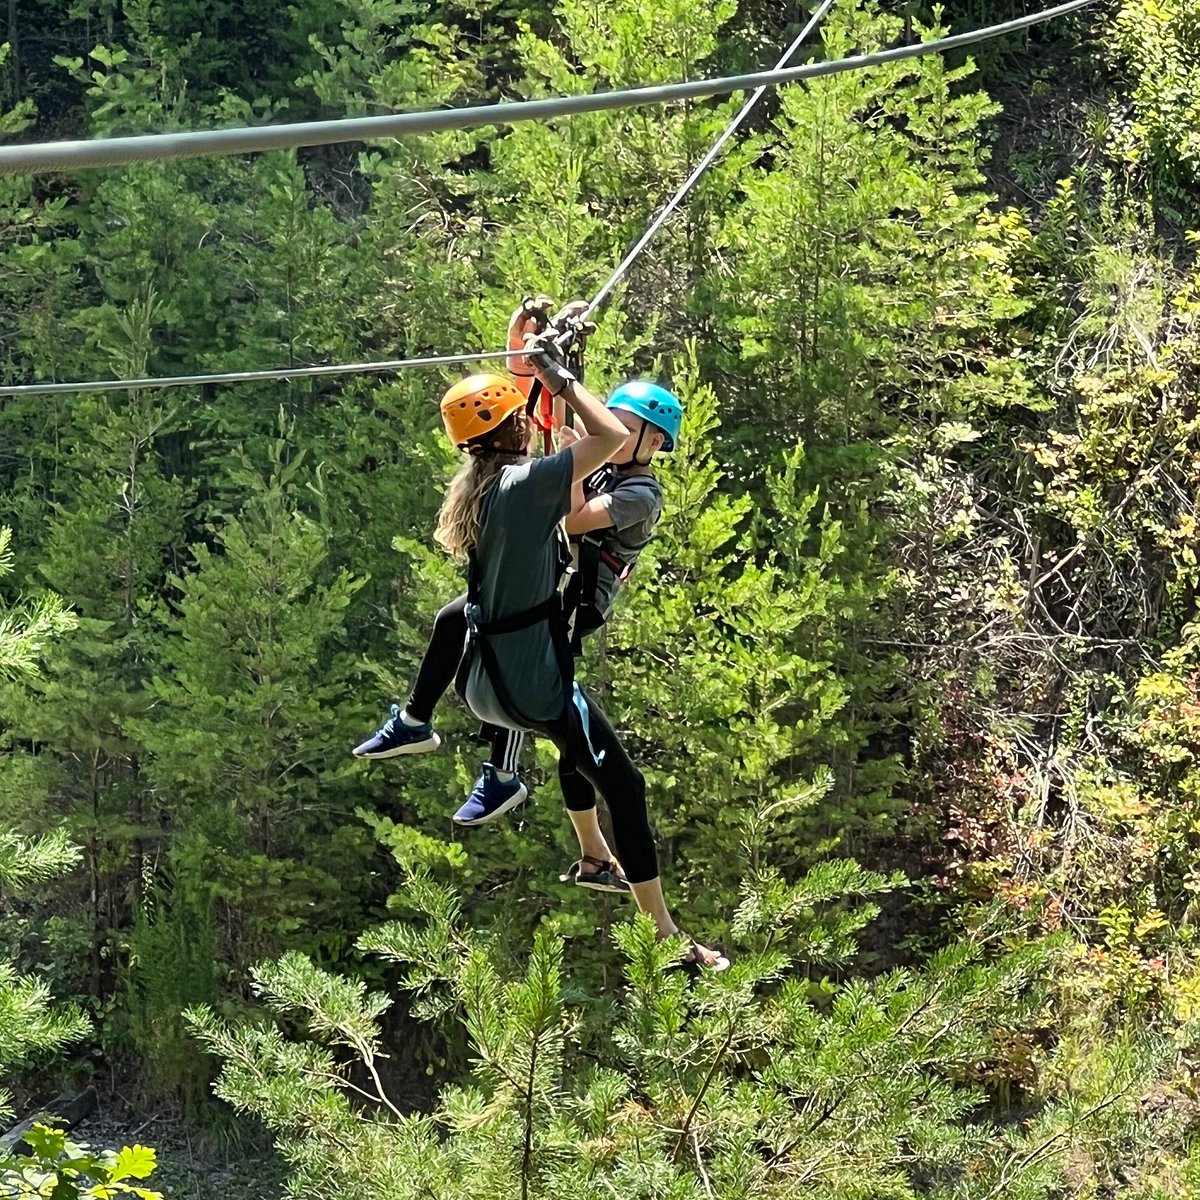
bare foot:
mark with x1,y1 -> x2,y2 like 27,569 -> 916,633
662,931 -> 730,972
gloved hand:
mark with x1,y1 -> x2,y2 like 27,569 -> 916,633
522,328 -> 577,397
507,295 -> 556,375
548,299 -> 595,337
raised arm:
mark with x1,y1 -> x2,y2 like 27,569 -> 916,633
525,339 -> 624,482
556,430 -> 617,535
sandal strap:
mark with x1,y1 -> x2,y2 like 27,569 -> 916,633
579,855 -> 627,880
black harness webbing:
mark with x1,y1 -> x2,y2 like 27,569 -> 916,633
564,539 -> 618,654
562,469 -> 660,654
459,532 -> 576,737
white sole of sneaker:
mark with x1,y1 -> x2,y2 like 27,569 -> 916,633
353,732 -> 441,759
452,781 -> 529,827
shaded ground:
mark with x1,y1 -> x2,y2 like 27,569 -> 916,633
69,1105 -> 285,1200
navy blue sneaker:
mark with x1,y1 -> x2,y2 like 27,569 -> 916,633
452,763 -> 529,826
352,705 -> 441,759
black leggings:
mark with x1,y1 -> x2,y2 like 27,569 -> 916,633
406,593 -> 469,722
407,597 -> 658,882
406,594 -> 523,769
536,690 -> 658,885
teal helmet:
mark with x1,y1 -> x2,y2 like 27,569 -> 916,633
606,381 -> 682,451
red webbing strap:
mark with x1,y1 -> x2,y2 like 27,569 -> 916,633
521,300 -> 592,453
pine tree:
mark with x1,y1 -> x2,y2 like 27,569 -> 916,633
0,527 -> 162,1200
0,525 -> 84,1115
189,847 -> 1168,1200
130,431 -> 373,978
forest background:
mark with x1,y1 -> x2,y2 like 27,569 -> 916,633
3,0 -> 1200,1196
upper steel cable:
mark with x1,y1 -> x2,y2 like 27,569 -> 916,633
0,0 -> 1097,398
0,0 -> 1096,177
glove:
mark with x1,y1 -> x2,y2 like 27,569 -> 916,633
508,295 -> 556,375
549,299 -> 595,335
523,329 -> 577,398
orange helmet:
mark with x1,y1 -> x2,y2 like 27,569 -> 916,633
440,373 -> 527,448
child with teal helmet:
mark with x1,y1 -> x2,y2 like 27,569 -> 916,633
552,379 -> 681,656
606,381 -> 683,452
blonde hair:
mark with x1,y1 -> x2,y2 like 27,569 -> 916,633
434,412 -> 530,560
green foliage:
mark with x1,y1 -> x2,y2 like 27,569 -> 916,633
119,889 -> 220,1115
191,868 -> 1168,1200
0,529 -> 77,683
1112,0 -> 1200,223
0,1125 -> 161,1200
3,0 -> 1200,1191
0,829 -> 80,896
0,528 -> 87,1120
0,970 -> 90,1121
0,539 -> 161,1200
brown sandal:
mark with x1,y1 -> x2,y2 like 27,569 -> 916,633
559,855 -> 631,894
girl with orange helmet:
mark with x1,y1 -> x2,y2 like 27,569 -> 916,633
355,323 -> 726,970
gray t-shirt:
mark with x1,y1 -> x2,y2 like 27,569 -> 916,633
464,451 -> 575,729
584,469 -> 664,619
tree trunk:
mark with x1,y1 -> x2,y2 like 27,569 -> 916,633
0,1089 -> 98,1155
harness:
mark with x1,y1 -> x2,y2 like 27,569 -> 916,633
459,526 -> 573,731
564,540 -> 629,654
458,484 -> 610,768
561,466 -> 661,654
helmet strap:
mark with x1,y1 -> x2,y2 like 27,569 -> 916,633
612,420 -> 655,469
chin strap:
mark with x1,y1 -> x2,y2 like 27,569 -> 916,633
611,419 -> 652,469
466,440 -> 529,460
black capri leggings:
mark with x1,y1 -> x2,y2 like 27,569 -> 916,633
539,690 -> 659,885
406,594 -> 469,724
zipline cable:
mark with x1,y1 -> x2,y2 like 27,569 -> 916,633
585,0 -> 836,317
0,0 -> 1097,399
0,0 -> 1096,177
0,0 -> 838,400
0,349 -> 529,397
